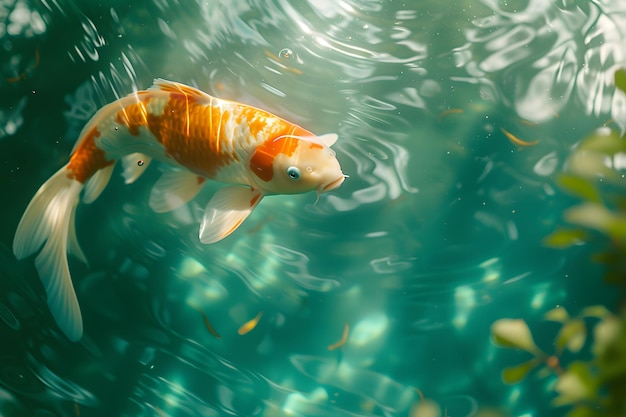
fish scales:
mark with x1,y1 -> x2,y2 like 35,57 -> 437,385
115,93 -> 234,178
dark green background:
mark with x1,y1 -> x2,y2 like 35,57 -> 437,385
0,1 -> 622,416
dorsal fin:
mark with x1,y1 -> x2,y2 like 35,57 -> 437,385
148,79 -> 213,103
317,133 -> 338,147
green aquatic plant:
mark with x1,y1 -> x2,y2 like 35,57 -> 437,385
543,125 -> 626,284
543,70 -> 626,284
490,69 -> 626,416
491,307 -> 626,416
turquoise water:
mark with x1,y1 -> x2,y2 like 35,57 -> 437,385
0,0 -> 623,416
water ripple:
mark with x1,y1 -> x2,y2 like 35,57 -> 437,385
31,357 -> 98,405
290,354 -> 417,412
462,1 -> 626,128
2,1 -> 621,416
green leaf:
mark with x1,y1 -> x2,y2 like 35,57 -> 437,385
580,305 -> 611,319
591,251 -> 618,264
569,362 -> 595,385
536,366 -> 553,379
576,129 -> 623,154
556,319 -> 587,353
557,174 -> 601,203
564,203 -> 626,239
491,319 -> 540,354
604,270 -> 626,284
615,68 -> 626,94
611,195 -> 626,211
501,359 -> 537,384
566,405 -> 597,417
553,362 -> 596,407
593,315 -> 621,358
544,306 -> 570,322
543,228 -> 587,249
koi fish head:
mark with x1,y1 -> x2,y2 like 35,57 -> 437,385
249,133 -> 345,195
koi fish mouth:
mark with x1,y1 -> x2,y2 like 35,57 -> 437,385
320,175 -> 346,193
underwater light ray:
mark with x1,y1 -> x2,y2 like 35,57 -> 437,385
290,355 -> 417,412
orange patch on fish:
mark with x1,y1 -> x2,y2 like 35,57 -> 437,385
327,323 -> 350,351
115,95 -> 151,136
67,126 -> 112,183
249,136 -> 300,182
250,193 -> 262,206
235,106 -> 270,136
223,219 -> 244,238
238,311 -> 263,335
117,95 -> 236,177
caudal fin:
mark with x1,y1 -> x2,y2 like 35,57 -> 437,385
13,164 -> 85,341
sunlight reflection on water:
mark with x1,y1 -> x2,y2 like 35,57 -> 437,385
0,0 -> 625,416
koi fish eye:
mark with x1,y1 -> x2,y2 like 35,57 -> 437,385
287,166 -> 301,180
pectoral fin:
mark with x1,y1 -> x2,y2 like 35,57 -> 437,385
149,169 -> 205,213
121,153 -> 151,184
199,186 -> 263,244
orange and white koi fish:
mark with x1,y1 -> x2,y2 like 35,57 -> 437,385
13,79 -> 345,341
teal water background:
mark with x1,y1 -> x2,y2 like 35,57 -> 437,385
0,0 -> 624,416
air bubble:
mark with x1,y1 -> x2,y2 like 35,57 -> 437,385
278,48 -> 293,59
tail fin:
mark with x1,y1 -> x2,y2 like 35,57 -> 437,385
13,164 -> 85,341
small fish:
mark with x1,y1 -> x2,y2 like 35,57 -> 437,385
438,108 -> 464,120
191,304 -> 221,339
327,323 -> 350,351
13,79 -> 345,342
500,127 -> 539,147
238,311 -> 263,335
7,46 -> 39,83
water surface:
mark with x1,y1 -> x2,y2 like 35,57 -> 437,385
0,1 -> 624,416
